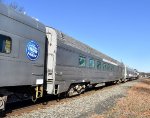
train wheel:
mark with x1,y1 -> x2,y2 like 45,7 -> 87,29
67,85 -> 77,97
67,84 -> 86,97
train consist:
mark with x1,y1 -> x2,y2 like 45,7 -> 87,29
0,3 -> 139,112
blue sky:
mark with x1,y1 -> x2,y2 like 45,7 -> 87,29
4,0 -> 150,72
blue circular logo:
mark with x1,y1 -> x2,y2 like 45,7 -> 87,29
26,40 -> 39,61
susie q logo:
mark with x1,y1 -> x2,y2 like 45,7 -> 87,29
26,40 -> 39,61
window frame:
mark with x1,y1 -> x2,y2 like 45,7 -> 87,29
102,62 -> 106,71
89,58 -> 95,68
97,60 -> 102,70
110,65 -> 114,72
0,34 -> 12,54
79,55 -> 86,67
107,63 -> 110,71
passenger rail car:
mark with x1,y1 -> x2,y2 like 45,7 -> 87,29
0,3 -> 139,112
0,4 -> 46,111
46,27 -> 125,96
124,66 -> 139,81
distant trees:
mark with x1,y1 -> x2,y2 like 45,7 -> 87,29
0,0 -> 25,13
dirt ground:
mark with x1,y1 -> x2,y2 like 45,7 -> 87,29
91,78 -> 150,118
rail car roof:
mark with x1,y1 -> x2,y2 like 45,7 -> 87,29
55,29 -> 122,66
0,3 -> 45,32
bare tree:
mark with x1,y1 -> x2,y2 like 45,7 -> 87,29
0,0 -> 25,13
9,2 -> 25,13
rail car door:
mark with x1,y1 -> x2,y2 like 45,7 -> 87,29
46,27 -> 57,94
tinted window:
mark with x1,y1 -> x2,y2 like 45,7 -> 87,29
0,34 -> 11,54
89,59 -> 95,68
79,56 -> 86,67
107,64 -> 110,71
110,65 -> 114,71
103,62 -> 107,71
97,60 -> 102,70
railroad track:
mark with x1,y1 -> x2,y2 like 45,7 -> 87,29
4,80 -> 137,118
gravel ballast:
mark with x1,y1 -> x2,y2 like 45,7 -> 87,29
6,79 -> 140,118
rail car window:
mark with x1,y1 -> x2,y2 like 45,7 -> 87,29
110,65 -> 114,71
97,60 -> 102,70
89,59 -> 95,68
102,62 -> 106,71
107,64 -> 110,71
79,56 -> 86,67
0,34 -> 11,54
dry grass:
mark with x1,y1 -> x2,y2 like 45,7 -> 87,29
91,79 -> 150,118
90,114 -> 104,118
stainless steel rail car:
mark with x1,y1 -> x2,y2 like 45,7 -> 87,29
124,65 -> 139,81
0,3 -> 46,111
45,27 -> 126,96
